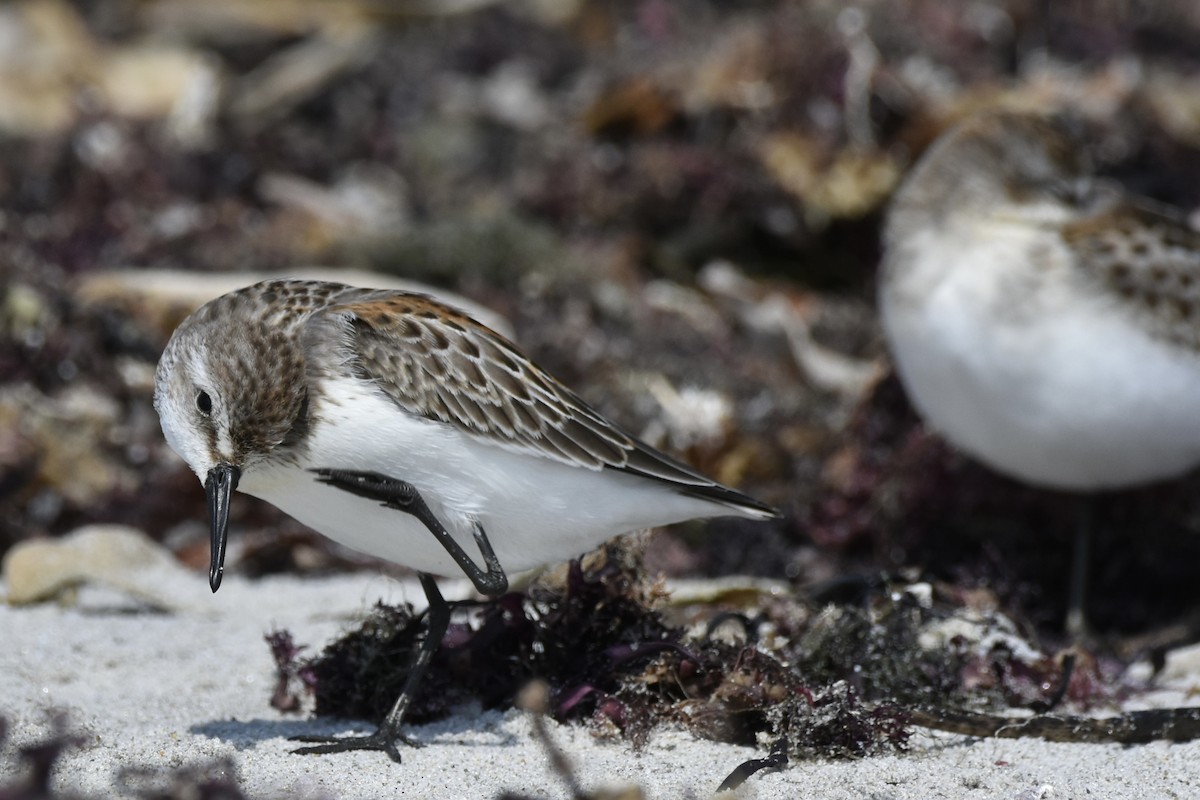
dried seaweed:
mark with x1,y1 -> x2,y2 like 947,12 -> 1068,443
909,705 -> 1200,745
293,548 -> 915,762
813,373 -> 1200,635
264,629 -> 309,713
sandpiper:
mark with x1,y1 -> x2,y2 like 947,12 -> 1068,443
154,278 -> 777,760
879,111 -> 1200,632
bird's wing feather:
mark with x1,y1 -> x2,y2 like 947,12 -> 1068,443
1062,200 -> 1200,350
304,290 -> 776,516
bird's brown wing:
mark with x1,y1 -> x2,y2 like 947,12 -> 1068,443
1063,200 -> 1200,350
306,289 -> 776,516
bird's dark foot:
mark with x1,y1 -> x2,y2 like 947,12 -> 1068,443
290,727 -> 418,762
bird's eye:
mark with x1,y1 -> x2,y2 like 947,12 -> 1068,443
196,390 -> 213,415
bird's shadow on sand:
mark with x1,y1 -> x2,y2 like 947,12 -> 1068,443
189,709 -> 520,752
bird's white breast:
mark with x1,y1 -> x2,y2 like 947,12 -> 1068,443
237,375 -> 736,576
881,214 -> 1200,490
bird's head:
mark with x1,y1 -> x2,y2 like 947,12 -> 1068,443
892,111 -> 1095,228
153,291 -> 310,592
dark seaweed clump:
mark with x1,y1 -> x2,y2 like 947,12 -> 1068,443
277,546 -> 912,760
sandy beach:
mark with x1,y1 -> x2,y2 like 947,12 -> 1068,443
3,571 -> 1200,799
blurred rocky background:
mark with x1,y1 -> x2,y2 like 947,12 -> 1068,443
4,0 -> 1200,641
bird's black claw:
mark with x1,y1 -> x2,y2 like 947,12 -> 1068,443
289,728 -> 418,762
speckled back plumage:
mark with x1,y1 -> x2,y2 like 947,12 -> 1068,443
1064,203 -> 1200,351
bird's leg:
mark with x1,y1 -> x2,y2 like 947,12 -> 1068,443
291,574 -> 450,761
309,469 -> 509,597
290,469 -> 510,760
1065,497 -> 1093,641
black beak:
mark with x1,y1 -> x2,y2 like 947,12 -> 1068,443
205,464 -> 241,593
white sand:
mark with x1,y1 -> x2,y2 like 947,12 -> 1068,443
3,572 -> 1200,799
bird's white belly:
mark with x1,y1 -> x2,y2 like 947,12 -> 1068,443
237,379 -> 729,576
882,234 -> 1200,490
